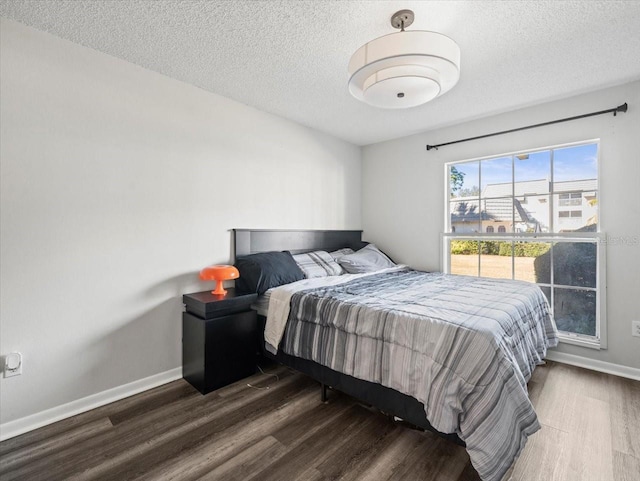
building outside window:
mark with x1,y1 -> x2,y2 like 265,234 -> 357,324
445,141 -> 604,348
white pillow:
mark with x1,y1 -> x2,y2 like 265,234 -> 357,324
292,250 -> 344,278
337,244 -> 396,274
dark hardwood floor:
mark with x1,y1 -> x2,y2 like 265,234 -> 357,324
0,361 -> 638,481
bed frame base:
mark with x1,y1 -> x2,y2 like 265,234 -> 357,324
259,317 -> 465,447
320,383 -> 329,403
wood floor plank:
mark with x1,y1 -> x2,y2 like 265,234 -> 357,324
194,436 -> 288,481
510,423 -> 568,481
572,365 -> 610,402
612,450 -> 640,481
68,376 -> 316,481
608,374 -> 640,459
385,430 -> 440,481
354,429 -> 432,481
1,392 -> 201,481
564,394 -> 614,481
108,382 -> 199,426
316,415 -> 404,481
126,383 -> 320,481
384,428 -> 470,481
1,374 -> 305,481
525,362 -> 550,406
269,393 -> 354,446
198,395 -> 357,481
0,417 -> 113,473
245,404 -> 375,481
0,379 -> 191,457
294,408 -> 394,480
532,363 -> 580,432
456,461 -> 483,481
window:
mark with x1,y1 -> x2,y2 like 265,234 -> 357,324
559,192 -> 582,206
445,141 -> 604,348
559,210 -> 583,219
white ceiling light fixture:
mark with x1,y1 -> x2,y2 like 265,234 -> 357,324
348,9 -> 461,109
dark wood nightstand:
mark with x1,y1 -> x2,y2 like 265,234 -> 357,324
182,288 -> 258,394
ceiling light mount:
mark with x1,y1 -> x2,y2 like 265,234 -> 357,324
390,9 -> 414,31
348,9 -> 460,109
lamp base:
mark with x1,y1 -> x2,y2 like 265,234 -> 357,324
211,281 -> 227,296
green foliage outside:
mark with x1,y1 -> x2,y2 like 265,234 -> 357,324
450,240 -> 479,254
450,166 -> 465,196
451,240 -> 550,257
503,242 -> 550,257
457,186 -> 480,197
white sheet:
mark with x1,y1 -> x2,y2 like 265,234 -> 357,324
251,291 -> 273,317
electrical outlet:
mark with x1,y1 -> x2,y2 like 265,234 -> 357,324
633,321 -> 640,338
3,352 -> 22,378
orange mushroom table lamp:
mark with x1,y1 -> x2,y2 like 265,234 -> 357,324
199,265 -> 239,296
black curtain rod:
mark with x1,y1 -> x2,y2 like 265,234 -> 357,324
426,102 -> 628,151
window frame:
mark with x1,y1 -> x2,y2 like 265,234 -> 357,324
442,139 -> 606,349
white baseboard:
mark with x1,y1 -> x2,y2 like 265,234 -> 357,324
0,367 -> 182,442
2,353 -> 637,442
545,351 -> 640,381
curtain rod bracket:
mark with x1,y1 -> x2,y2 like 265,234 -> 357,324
425,102 -> 628,151
613,102 -> 628,116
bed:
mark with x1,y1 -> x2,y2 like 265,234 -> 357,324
233,228 -> 558,481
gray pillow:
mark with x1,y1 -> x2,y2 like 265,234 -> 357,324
329,248 -> 355,260
337,244 -> 396,274
292,250 -> 344,278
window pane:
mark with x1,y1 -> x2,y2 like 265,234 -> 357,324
516,194 -> 550,232
553,193 -> 597,231
480,241 -> 512,279
515,150 -> 550,193
481,156 -> 512,196
554,288 -> 596,337
450,200 -> 480,233
450,240 -> 479,276
481,197 -> 513,233
450,162 -> 479,199
553,143 -> 598,184
539,286 -> 551,306
514,242 -> 551,283
553,242 -> 597,288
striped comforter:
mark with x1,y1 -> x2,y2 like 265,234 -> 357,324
269,268 -> 558,481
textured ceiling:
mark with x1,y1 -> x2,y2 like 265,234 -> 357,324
2,1 -> 640,146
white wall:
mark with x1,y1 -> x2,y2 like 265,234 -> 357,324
363,80 -> 640,370
0,19 -> 361,426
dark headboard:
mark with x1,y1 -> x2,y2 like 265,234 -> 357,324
233,229 -> 366,258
